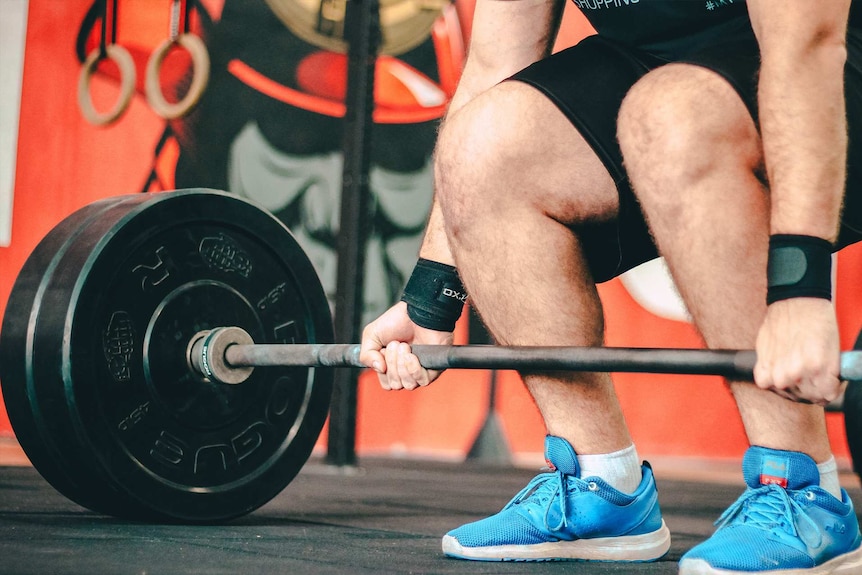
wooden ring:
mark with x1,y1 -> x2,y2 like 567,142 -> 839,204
144,33 -> 210,119
77,44 -> 136,126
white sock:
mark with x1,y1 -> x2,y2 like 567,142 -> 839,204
577,444 -> 643,494
817,456 -> 842,499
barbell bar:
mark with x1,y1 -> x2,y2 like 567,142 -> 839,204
189,325 -> 862,386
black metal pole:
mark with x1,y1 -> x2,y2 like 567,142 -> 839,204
326,0 -> 381,467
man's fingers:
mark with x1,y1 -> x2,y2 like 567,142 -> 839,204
393,342 -> 425,390
757,361 -> 844,404
380,342 -> 401,390
358,326 -> 388,373
379,341 -> 435,391
753,359 -> 772,391
360,349 -> 387,374
400,350 -> 432,389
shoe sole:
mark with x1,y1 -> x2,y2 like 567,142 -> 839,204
678,544 -> 862,574
441,520 -> 671,562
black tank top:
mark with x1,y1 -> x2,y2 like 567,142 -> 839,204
573,0 -> 749,48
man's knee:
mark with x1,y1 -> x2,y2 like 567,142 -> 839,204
436,84 -> 534,179
436,81 -> 619,233
618,64 -> 761,191
434,82 -> 541,223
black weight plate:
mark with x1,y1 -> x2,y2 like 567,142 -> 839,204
47,189 -> 333,522
24,195 -> 174,521
845,328 -> 862,481
0,196 -> 144,516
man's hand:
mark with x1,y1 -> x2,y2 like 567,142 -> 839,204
359,301 -> 454,390
754,298 -> 844,405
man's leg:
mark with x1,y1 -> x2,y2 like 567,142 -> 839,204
432,79 -> 669,561
618,63 -> 831,463
618,63 -> 862,574
436,80 -> 627,457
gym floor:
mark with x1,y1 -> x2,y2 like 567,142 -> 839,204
0,454 -> 860,575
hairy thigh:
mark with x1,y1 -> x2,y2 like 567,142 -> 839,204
435,80 -> 619,231
618,63 -> 763,195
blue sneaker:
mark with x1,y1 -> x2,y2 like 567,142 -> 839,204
441,435 -> 671,561
679,446 -> 862,574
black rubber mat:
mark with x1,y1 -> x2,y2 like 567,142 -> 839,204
0,457 -> 859,574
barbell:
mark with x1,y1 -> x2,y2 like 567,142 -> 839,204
1,189 -> 861,523
187,325 -> 862,386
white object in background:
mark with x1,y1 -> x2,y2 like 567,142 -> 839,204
0,0 -> 29,247
619,255 -> 839,324
619,257 -> 691,323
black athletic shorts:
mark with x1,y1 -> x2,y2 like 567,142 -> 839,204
510,14 -> 862,283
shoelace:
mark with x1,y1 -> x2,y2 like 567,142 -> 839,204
509,470 -> 581,532
715,484 -> 822,549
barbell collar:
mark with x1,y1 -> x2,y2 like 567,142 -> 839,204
187,326 -> 255,385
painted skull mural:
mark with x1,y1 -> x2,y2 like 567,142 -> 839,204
76,0 -> 465,325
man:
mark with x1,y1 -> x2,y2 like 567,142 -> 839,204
359,0 -> 862,572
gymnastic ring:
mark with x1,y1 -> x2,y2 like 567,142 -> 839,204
144,33 -> 210,120
77,44 -> 136,126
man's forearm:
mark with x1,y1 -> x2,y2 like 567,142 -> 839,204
418,200 -> 456,265
750,2 -> 851,241
446,0 -> 565,117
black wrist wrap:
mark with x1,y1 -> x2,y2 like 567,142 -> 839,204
401,258 -> 467,332
766,234 -> 833,305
